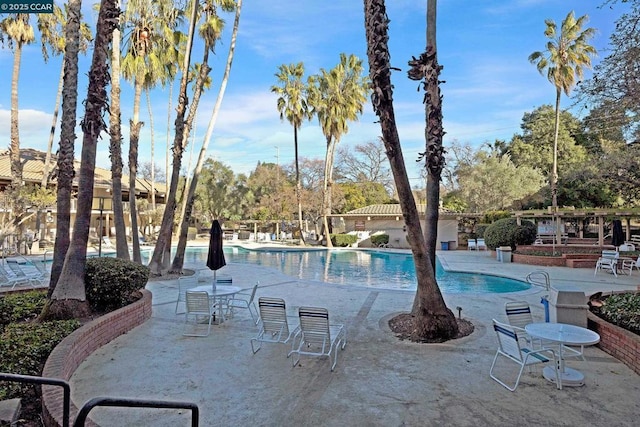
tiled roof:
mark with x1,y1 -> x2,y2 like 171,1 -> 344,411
0,148 -> 166,196
340,204 -> 462,217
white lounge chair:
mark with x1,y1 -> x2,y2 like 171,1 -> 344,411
5,260 -> 45,287
251,297 -> 297,354
489,319 -> 561,391
183,291 -> 214,337
621,256 -> 640,276
175,276 -> 199,314
477,238 -> 488,251
505,301 -> 583,360
227,282 -> 259,324
594,250 -> 619,277
290,306 -> 347,371
468,239 -> 477,250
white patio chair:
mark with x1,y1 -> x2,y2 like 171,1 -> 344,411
467,239 -> 477,250
175,275 -> 199,314
620,256 -> 640,276
5,260 -> 44,287
489,319 -> 561,391
505,301 -> 584,360
227,282 -> 259,324
289,306 -> 347,371
183,291 -> 214,337
477,238 -> 488,251
594,250 -> 619,277
251,297 -> 297,354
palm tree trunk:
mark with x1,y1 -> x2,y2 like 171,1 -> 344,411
146,88 -> 156,211
9,41 -> 23,196
321,136 -> 334,247
552,87 -> 561,246
171,0 -> 243,272
47,0 -> 82,295
48,0 -> 119,319
129,72 -> 144,263
294,125 -> 305,245
109,17 -> 130,260
148,0 -> 199,276
364,0 -> 458,341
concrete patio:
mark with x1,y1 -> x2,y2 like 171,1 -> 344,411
68,248 -> 640,426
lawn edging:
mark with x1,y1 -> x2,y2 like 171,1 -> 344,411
588,311 -> 640,375
41,289 -> 152,427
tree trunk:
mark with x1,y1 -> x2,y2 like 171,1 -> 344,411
148,0 -> 199,276
48,0 -> 119,319
9,40 -> 23,194
129,70 -> 144,263
109,21 -> 130,260
171,0 -> 242,272
147,88 -> 156,211
321,136 -> 334,247
294,125 -> 305,245
364,0 -> 458,341
48,0 -> 82,295
552,88 -> 561,246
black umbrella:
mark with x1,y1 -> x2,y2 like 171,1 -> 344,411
207,220 -> 226,289
611,219 -> 625,249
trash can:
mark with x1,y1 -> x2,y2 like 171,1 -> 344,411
440,241 -> 449,250
549,286 -> 588,328
449,240 -> 458,250
497,246 -> 512,263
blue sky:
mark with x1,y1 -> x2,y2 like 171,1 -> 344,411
0,0 -> 630,185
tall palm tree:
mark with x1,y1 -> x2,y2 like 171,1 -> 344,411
0,13 -> 35,216
121,0 -> 182,262
307,53 -> 368,247
364,0 -> 458,341
271,62 -> 312,245
529,11 -> 596,244
172,0 -> 240,272
37,4 -> 93,242
45,0 -> 82,295
46,0 -> 120,319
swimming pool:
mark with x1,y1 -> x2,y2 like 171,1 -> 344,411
165,247 -> 530,293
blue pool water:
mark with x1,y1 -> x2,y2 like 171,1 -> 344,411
166,247 -> 530,293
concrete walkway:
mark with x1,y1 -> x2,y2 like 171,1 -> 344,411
69,249 -> 640,426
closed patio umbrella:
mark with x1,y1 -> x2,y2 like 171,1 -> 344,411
611,219 -> 625,249
207,220 -> 226,290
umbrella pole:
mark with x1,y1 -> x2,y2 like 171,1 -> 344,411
213,270 -> 217,291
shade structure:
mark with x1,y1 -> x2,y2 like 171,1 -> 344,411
207,220 -> 226,285
611,219 -> 625,248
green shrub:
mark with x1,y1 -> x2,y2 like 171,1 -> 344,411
598,293 -> 640,335
330,234 -> 358,247
484,218 -> 537,250
85,257 -> 150,311
475,224 -> 489,239
482,211 -> 512,223
0,290 -> 48,326
0,320 -> 80,399
371,234 -> 389,246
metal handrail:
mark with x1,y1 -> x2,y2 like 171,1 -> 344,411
0,373 -> 71,427
73,397 -> 199,427
525,270 -> 550,291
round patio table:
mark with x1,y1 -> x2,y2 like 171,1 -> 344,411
192,284 -> 241,324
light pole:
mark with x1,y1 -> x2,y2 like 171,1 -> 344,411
92,196 -> 112,257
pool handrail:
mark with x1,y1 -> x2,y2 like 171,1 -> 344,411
525,270 -> 550,291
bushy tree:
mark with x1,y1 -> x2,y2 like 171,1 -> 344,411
484,218 -> 536,250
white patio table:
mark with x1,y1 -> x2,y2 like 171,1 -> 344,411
525,322 -> 600,387
192,284 -> 241,324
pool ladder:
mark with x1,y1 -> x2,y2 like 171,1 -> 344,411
525,270 -> 550,291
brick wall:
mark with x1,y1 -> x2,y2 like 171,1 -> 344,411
588,311 -> 640,375
41,290 -> 152,427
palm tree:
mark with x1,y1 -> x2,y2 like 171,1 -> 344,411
37,4 -> 93,243
307,53 -> 368,247
529,11 -> 596,244
0,13 -> 35,216
271,62 -> 312,245
46,0 -> 120,319
364,0 -> 458,341
172,0 -> 241,272
121,0 -> 182,262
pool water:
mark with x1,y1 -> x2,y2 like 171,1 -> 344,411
165,247 -> 530,293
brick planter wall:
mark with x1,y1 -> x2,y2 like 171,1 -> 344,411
511,253 -> 567,267
41,289 -> 152,427
588,311 -> 640,375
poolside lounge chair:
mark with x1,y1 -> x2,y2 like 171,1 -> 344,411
594,250 -> 619,277
468,239 -> 477,250
227,282 -> 259,324
251,297 -> 296,354
489,319 -> 561,391
175,276 -> 199,314
289,306 -> 346,371
477,238 -> 488,251
5,260 -> 45,287
183,291 -> 214,337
